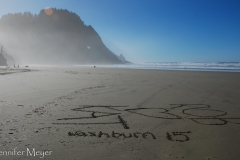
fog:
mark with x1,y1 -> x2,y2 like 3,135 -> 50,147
1,31 -> 84,65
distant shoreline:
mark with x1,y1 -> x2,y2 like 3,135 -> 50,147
1,63 -> 240,73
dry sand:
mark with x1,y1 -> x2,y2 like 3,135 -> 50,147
0,66 -> 240,160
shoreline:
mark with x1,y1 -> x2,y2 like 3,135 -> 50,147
3,64 -> 240,73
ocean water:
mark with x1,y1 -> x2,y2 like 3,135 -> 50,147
96,62 -> 240,72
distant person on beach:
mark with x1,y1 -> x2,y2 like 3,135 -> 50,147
14,64 -> 15,68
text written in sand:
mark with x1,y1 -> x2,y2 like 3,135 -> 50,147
53,104 -> 240,129
67,131 -> 192,142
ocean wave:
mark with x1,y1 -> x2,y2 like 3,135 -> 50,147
97,62 -> 240,72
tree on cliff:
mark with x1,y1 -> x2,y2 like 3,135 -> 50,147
0,44 -> 7,66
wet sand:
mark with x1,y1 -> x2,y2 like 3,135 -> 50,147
0,66 -> 240,160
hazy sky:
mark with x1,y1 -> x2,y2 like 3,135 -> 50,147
0,0 -> 239,63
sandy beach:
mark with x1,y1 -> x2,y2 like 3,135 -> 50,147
0,66 -> 240,160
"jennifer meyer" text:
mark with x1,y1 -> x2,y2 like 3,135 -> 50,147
0,147 -> 52,158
